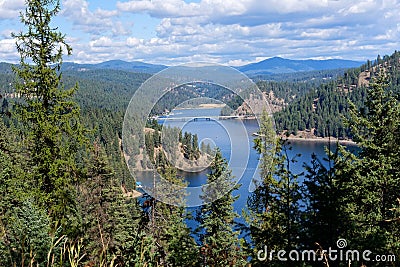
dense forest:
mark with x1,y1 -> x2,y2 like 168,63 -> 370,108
251,68 -> 346,83
0,1 -> 399,266
272,51 -> 400,138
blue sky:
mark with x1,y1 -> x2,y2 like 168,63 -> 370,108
0,0 -> 399,65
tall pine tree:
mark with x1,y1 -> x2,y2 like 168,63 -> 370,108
197,150 -> 246,266
337,70 -> 400,262
246,112 -> 303,266
146,166 -> 198,266
302,148 -> 344,263
12,0 -> 86,234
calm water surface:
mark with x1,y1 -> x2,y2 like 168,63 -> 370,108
157,108 -> 357,209
140,108 -> 357,232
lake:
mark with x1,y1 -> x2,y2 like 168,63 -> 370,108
140,107 -> 357,232
127,108 -> 357,241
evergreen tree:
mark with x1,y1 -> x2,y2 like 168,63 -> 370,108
145,167 -> 198,266
246,113 -> 283,266
337,71 -> 400,262
79,141 -> 114,265
192,134 -> 200,159
5,200 -> 52,266
154,128 -> 161,147
79,141 -> 157,266
197,150 -> 246,266
200,141 -> 207,154
102,185 -> 150,266
12,0 -> 86,234
302,148 -> 343,259
206,143 -> 212,155
183,132 -> 193,159
246,112 -> 303,266
178,129 -> 183,143
145,132 -> 155,162
0,97 -> 57,267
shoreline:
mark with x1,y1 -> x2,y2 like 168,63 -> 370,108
174,103 -> 226,110
282,136 -> 357,145
155,109 -> 357,146
253,132 -> 357,145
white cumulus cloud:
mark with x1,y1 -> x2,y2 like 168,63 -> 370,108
0,0 -> 24,19
1,0 -> 399,65
62,0 -> 130,36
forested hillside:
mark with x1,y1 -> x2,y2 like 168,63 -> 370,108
2,52 -> 400,176
273,51 -> 400,139
238,56 -> 362,75
1,68 -> 245,181
2,52 -> 400,181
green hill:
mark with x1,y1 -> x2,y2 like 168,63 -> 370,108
273,51 -> 400,139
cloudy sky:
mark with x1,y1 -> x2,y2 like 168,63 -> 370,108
0,0 -> 399,66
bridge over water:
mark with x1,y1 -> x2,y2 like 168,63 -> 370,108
153,115 -> 250,122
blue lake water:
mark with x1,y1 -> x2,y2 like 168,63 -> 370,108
140,108 -> 358,234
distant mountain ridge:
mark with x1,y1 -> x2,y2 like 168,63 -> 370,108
237,57 -> 363,75
1,57 -> 364,75
62,60 -> 167,74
